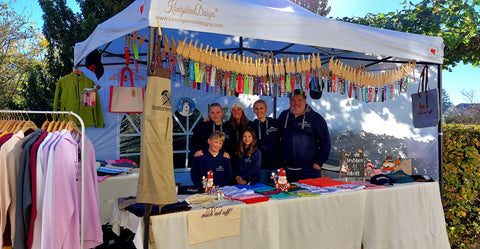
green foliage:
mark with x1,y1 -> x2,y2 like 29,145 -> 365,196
0,3 -> 45,109
288,0 -> 331,16
443,124 -> 480,248
341,0 -> 480,70
39,0 -> 85,80
77,0 -> 134,36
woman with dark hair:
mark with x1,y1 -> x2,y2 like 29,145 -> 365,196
233,127 -> 261,185
229,102 -> 250,151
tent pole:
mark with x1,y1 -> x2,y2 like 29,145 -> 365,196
437,64 -> 444,197
147,27 -> 156,70
239,36 -> 243,56
142,27 -> 156,249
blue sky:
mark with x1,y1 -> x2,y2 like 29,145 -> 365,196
12,0 -> 479,105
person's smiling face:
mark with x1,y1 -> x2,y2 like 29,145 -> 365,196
208,137 -> 224,154
209,106 -> 224,124
289,94 -> 306,117
253,102 -> 268,121
231,107 -> 243,122
242,131 -> 253,146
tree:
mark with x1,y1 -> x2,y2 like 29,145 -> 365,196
340,0 -> 480,70
442,88 -> 452,113
288,0 -> 331,16
76,0 -> 134,36
0,3 -> 46,109
39,0 -> 85,80
39,0 -> 134,81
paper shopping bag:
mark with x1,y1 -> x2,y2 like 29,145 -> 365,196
109,66 -> 144,113
411,66 -> 440,128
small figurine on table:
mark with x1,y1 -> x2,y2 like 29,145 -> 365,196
216,189 -> 224,200
364,159 -> 375,177
271,168 -> 290,192
202,170 -> 216,194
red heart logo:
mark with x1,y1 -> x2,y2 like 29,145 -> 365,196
430,48 -> 436,54
140,5 -> 144,14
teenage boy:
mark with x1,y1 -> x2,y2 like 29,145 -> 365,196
190,131 -> 233,188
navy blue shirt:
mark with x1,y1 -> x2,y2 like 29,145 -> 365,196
190,149 -> 233,188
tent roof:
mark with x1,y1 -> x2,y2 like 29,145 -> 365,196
74,0 -> 444,66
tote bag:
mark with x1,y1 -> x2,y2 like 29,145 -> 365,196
109,66 -> 144,113
411,66 -> 440,128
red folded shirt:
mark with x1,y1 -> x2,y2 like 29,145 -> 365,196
298,177 -> 351,187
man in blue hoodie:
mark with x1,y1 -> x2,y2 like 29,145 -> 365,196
278,89 -> 331,182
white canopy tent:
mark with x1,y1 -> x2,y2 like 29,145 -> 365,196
73,0 -> 445,183
74,0 -> 443,65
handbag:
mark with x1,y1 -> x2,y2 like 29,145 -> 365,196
411,66 -> 440,128
109,66 -> 144,113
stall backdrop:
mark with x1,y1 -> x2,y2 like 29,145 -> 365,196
74,0 -> 444,181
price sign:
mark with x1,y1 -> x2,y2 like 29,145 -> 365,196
340,151 -> 364,178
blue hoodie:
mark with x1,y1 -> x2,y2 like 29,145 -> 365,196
248,117 -> 280,170
234,149 -> 262,184
278,105 -> 331,169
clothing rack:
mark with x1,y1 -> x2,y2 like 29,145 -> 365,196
0,110 -> 86,249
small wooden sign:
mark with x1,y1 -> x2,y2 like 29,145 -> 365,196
339,151 -> 365,178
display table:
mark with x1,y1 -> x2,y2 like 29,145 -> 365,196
98,173 -> 139,224
363,182 -> 450,249
128,182 -> 449,249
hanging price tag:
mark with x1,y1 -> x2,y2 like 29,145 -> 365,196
210,67 -> 216,87
226,72 -> 231,95
305,71 -> 310,89
286,74 -> 291,92
194,62 -> 200,83
249,76 -> 254,94
124,47 -> 131,65
280,75 -> 286,94
82,88 -> 96,106
231,72 -> 236,95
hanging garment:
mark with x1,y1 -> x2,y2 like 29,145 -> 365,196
0,130 -> 25,248
136,68 -> 177,205
53,72 -> 104,128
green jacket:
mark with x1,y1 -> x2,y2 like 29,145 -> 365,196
53,72 -> 105,128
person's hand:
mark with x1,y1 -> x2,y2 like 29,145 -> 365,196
236,176 -> 247,185
203,117 -> 211,122
313,163 -> 322,170
223,152 -> 230,159
194,150 -> 204,157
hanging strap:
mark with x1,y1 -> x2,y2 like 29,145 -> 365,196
417,66 -> 429,95
120,66 -> 135,87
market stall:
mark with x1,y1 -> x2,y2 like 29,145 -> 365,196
71,0 -> 447,248
74,0 -> 444,181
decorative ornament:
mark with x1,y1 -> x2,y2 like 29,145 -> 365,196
202,170 -> 216,194
271,168 -> 290,192
381,156 -> 396,173
364,159 -> 375,177
217,189 -> 224,200
176,97 -> 195,116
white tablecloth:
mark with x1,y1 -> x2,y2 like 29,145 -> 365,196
130,182 -> 450,249
363,182 -> 450,249
98,173 -> 139,224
